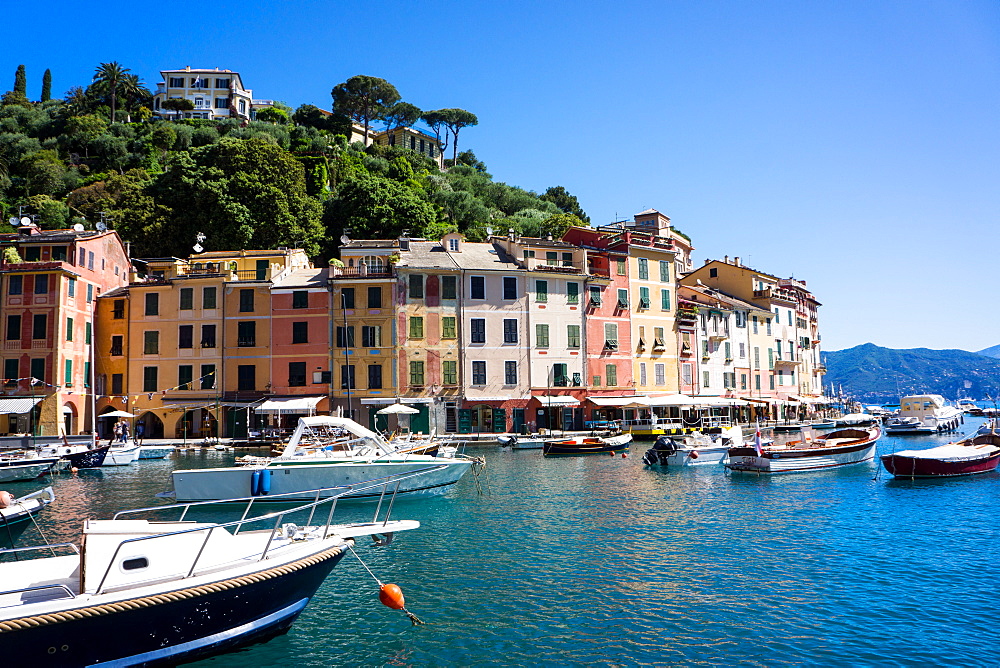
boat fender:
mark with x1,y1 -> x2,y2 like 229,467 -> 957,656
378,583 -> 425,625
259,468 -> 271,495
250,470 -> 261,496
621,452 -> 628,458
689,451 -> 699,459
0,491 -> 13,509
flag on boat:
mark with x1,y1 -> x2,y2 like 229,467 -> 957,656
753,424 -> 763,456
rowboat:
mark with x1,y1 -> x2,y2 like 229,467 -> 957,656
542,432 -> 632,457
726,427 -> 881,474
880,432 -> 1000,478
0,486 -> 54,548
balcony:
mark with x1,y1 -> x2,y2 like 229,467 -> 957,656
330,265 -> 395,279
752,288 -> 772,299
774,357 -> 801,367
3,340 -> 20,350
31,339 -> 49,349
523,257 -> 585,274
1,261 -> 68,273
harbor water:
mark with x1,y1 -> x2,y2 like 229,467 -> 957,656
4,418 -> 997,666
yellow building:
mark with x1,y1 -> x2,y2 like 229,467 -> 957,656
153,66 -> 253,120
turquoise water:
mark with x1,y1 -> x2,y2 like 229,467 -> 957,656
4,418 -> 997,666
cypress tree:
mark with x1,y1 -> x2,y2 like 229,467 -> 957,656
13,64 -> 26,97
41,69 -> 51,102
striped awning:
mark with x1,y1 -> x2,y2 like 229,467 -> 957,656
0,396 -> 43,414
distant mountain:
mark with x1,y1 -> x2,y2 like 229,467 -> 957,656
976,344 -> 1000,359
822,343 -> 1000,402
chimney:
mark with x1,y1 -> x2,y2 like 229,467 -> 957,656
399,237 -> 410,252
508,228 -> 515,242
724,255 -> 729,264
734,257 -> 741,267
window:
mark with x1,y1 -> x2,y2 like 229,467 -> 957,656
201,364 -> 216,390
654,327 -> 665,349
408,274 -> 424,299
503,277 -> 517,300
741,373 -> 748,390
78,248 -> 85,266
639,287 -> 650,309
567,325 -> 581,349
552,363 -> 569,386
179,288 -> 193,310
367,286 -> 382,308
215,97 -> 229,109
735,311 -> 746,328
659,260 -> 670,282
503,319 -> 518,343
362,325 -> 382,347
286,321 -> 307,344
535,280 -> 548,302
702,340 -> 710,358
617,289 -> 629,308
470,318 -> 486,343
239,289 -> 254,312
8,275 -> 22,295
201,324 -> 216,348
178,325 -> 193,349
237,365 -> 255,391
589,287 -> 602,306
776,340 -> 783,360
639,363 -> 647,386
143,330 -> 159,354
536,323 -> 549,348
29,358 -> 44,383
67,277 -> 76,298
409,361 -> 425,386
145,293 -> 159,316
86,283 -> 93,302
604,323 -> 618,349
754,347 -> 760,369
567,282 -> 579,304
768,348 -> 774,370
336,326 -> 355,348
110,335 -> 123,356
448,237 -> 459,251
725,341 -> 732,361
237,321 -> 256,347
65,317 -> 73,341
606,364 -> 618,387
85,321 -> 91,345
88,251 -> 94,270
769,373 -> 775,390
441,317 -> 456,339
441,275 -> 457,299
178,365 -> 193,390
504,361 -> 517,385
32,314 -> 46,339
755,374 -> 761,390
339,288 -> 355,309
409,316 -> 424,339
4,315 -> 19,342
562,252 -> 573,267
112,373 -> 123,394
740,342 -> 746,358
292,290 -> 309,309
766,318 -> 772,336
616,259 -> 626,275
752,316 -> 758,334
442,360 -> 457,385
546,251 -> 557,266
34,274 -> 49,294
282,362 -> 306,388
169,77 -> 184,88
703,371 -> 710,389
63,359 -> 72,387
203,287 -> 217,309
660,289 -> 671,311
215,78 -> 230,89
655,363 -> 666,386
638,258 -> 649,280
472,361 -> 486,385
470,276 -> 485,300
368,364 -> 383,389
143,366 -> 158,392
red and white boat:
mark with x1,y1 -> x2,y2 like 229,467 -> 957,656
726,427 -> 881,474
880,432 -> 1000,478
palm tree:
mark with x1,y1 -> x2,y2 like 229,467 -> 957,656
119,73 -> 151,122
92,61 -> 130,123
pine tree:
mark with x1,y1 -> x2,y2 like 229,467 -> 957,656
13,64 -> 26,97
41,69 -> 51,102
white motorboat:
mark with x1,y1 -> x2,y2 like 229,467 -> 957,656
833,412 -> 879,428
726,426 -> 881,474
497,435 -> 545,449
102,443 -> 140,466
642,425 -> 746,467
885,394 -> 963,434
0,486 -> 54,548
0,451 -> 59,483
169,416 -> 479,502
0,480 -> 419,665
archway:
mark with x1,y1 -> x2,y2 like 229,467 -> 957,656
137,411 -> 165,439
62,403 -> 77,435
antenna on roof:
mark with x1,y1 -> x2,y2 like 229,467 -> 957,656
485,226 -> 494,237
95,221 -> 107,232
8,217 -> 17,227
72,223 -> 85,232
193,231 -> 206,254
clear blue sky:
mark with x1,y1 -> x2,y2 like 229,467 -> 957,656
6,0 -> 999,352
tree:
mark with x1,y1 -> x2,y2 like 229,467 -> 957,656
255,107 -> 289,124
381,101 -> 422,138
440,108 -> 477,164
420,110 -> 450,158
539,186 -> 590,225
161,97 -> 194,119
92,61 -> 130,123
13,65 -> 26,98
331,75 -> 400,145
539,212 -> 583,239
41,69 -> 51,102
118,74 -> 151,122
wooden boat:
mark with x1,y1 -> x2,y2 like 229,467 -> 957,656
542,432 -> 632,457
880,432 -> 1000,478
39,442 -> 110,469
0,487 -> 54,549
0,480 -> 419,665
726,427 -> 881,474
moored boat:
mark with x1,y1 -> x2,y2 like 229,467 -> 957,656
38,442 -> 110,469
642,426 -> 745,467
726,426 -> 881,474
880,432 -> 1000,478
885,394 -> 963,434
542,431 -> 632,457
137,444 -> 176,459
0,452 -> 59,483
102,443 -> 140,466
0,486 -> 54,548
0,480 -> 420,666
497,435 -> 545,449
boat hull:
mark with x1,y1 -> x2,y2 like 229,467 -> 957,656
64,444 -> 110,469
102,445 -> 140,466
542,434 -> 632,457
726,428 -> 880,474
171,458 -> 473,502
880,452 -> 1000,478
0,460 -> 57,483
0,544 -> 347,667
643,445 -> 729,467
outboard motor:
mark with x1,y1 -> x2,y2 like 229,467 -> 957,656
643,435 -> 679,466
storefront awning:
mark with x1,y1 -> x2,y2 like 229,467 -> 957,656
587,396 -> 649,407
693,396 -> 748,406
0,396 -> 43,414
534,396 -> 580,407
646,394 -> 698,407
255,396 -> 324,414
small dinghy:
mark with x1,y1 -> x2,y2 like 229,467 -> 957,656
880,432 -> 1000,478
0,486 -> 55,548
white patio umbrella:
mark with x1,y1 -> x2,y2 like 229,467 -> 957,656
99,410 -> 136,418
377,403 -> 420,415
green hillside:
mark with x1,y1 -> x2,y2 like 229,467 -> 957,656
822,343 -> 1000,401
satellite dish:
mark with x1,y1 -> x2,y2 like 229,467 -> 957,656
485,226 -> 494,236
193,243 -> 204,253
19,217 -> 31,226
96,221 -> 107,232
340,234 -> 351,245
72,223 -> 85,232
8,217 -> 17,227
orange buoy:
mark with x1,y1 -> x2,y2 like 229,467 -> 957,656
379,583 -> 406,610
621,452 -> 628,458
689,451 -> 699,459
71,467 -> 79,473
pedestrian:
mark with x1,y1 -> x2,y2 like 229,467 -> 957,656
136,422 -> 145,445
113,421 -> 122,444
121,421 -> 130,443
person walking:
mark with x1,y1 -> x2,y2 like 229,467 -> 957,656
135,422 -> 145,446
113,421 -> 122,444
121,421 -> 130,443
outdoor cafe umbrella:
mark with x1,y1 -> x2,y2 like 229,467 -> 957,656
99,410 -> 136,418
377,403 -> 420,415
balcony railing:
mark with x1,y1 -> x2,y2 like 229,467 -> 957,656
31,339 -> 49,349
330,266 -> 395,278
3,340 -> 20,350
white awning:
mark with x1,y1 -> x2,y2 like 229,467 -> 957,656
255,396 -> 325,414
693,396 -> 748,406
0,397 -> 43,414
646,394 -> 698,407
587,396 -> 650,407
360,397 -> 434,405
535,396 -> 580,407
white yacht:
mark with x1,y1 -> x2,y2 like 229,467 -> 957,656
885,394 -> 963,434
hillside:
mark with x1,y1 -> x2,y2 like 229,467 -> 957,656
822,343 -> 1000,401
976,344 -> 1000,359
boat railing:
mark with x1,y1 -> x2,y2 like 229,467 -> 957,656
92,466 -> 446,595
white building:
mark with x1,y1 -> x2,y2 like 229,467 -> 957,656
153,67 -> 253,120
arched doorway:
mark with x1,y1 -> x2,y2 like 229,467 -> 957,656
137,411 -> 164,439
177,409 -> 218,439
62,403 -> 77,435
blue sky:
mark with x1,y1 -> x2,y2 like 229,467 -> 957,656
6,0 -> 999,352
